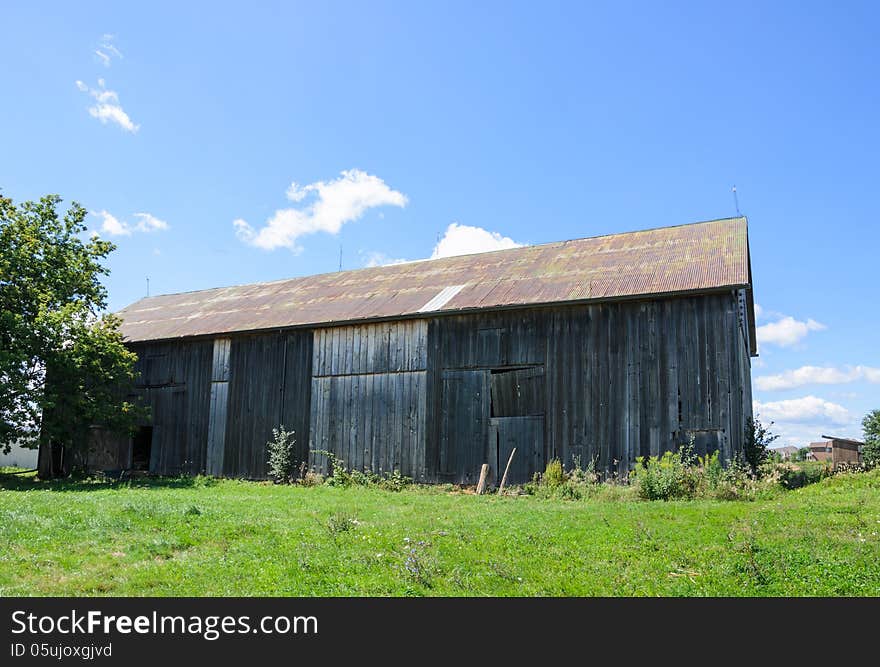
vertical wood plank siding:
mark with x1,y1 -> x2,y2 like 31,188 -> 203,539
205,338 -> 231,476
430,291 -> 752,481
222,331 -> 312,478
130,339 -> 214,475
541,292 -> 751,476
310,321 -> 428,479
125,291 -> 751,483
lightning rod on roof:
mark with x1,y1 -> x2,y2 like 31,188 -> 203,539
338,244 -> 343,272
146,277 -> 150,297
732,185 -> 741,216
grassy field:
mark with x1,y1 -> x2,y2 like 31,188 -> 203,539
1,468 -> 878,596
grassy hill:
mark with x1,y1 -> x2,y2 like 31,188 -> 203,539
1,468 -> 878,596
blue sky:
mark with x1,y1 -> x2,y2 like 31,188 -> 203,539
1,1 -> 877,446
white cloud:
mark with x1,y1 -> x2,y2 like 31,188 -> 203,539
756,365 -> 880,391
755,315 -> 825,348
234,170 -> 407,251
754,396 -> 851,426
95,35 -> 123,67
360,251 -> 411,268
754,395 -> 861,446
754,303 -> 764,320
94,210 -> 130,237
360,223 -> 523,267
430,223 -> 522,259
75,79 -> 139,133
133,212 -> 169,232
92,210 -> 169,237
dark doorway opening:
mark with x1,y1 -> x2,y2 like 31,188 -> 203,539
132,426 -> 153,471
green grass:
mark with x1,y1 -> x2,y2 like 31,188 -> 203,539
1,468 -> 878,596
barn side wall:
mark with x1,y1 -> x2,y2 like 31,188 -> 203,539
221,331 -> 312,478
309,320 -> 428,479
428,291 -> 752,483
105,290 -> 751,483
544,291 -> 753,476
126,331 -> 312,478
130,338 -> 214,475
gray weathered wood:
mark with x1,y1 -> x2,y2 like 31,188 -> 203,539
115,291 -> 752,484
476,464 -> 490,494
497,447 -> 516,494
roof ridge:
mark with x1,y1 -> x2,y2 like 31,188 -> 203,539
124,216 -> 746,306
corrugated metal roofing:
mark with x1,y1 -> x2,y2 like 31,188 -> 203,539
118,216 -> 751,342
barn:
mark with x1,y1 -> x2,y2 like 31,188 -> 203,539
48,216 -> 757,485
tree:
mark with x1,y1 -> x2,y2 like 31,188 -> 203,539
863,409 -> 880,469
0,193 -> 142,476
741,416 -> 779,476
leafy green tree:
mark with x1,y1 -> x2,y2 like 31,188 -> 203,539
0,193 -> 142,476
863,409 -> 880,468
741,416 -> 779,476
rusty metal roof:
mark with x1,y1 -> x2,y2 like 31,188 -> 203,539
118,216 -> 751,342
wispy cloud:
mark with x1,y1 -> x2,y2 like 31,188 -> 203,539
92,210 -> 169,237
755,365 -> 880,391
430,223 -> 522,259
95,34 -> 123,67
75,78 -> 139,133
755,314 -> 826,348
234,170 -> 407,252
132,212 -> 169,232
360,251 -> 411,268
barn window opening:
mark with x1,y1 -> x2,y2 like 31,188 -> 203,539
132,426 -> 153,471
489,366 -> 544,418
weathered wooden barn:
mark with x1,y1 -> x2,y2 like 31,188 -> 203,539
58,217 -> 757,484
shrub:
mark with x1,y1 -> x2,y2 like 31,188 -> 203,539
378,469 -> 412,492
863,409 -> 880,469
325,512 -> 359,542
314,450 -> 411,491
741,417 -> 779,477
543,459 -> 565,487
266,426 -> 297,483
631,445 -> 702,501
712,458 -> 768,500
568,455 -> 599,485
774,461 -> 833,489
523,455 -> 600,500
298,470 -> 324,487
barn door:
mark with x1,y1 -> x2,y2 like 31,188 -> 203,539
439,369 -> 489,483
490,416 -> 544,484
488,366 -> 545,484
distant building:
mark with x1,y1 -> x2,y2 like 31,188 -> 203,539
773,445 -> 799,461
0,440 -> 38,469
808,436 -> 863,466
